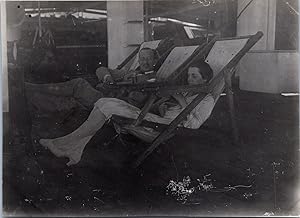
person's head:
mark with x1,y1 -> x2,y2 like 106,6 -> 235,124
187,61 -> 213,85
138,47 -> 156,72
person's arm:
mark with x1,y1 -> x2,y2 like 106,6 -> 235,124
95,67 -> 126,83
123,70 -> 137,81
109,69 -> 127,81
171,93 -> 188,109
95,67 -> 110,82
150,94 -> 187,117
101,74 -> 112,83
158,103 -> 168,117
149,97 -> 170,116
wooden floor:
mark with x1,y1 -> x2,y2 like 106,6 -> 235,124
3,88 -> 299,217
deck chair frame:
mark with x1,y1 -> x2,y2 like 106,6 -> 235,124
107,41 -> 213,126
112,31 -> 263,168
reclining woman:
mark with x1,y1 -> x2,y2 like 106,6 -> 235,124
40,61 -> 224,166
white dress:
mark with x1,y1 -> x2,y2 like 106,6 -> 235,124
94,93 -> 215,129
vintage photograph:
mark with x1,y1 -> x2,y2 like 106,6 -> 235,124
1,0 -> 299,216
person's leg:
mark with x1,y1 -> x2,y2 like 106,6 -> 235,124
72,78 -> 103,109
27,92 -> 77,115
39,97 -> 169,165
25,79 -> 80,96
39,106 -> 106,165
26,78 -> 103,108
41,106 -> 106,146
66,137 -> 92,166
41,135 -> 93,166
40,98 -> 141,164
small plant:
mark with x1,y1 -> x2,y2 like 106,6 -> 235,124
197,174 -> 214,192
166,176 -> 195,203
166,174 -> 252,204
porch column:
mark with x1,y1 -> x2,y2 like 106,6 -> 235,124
237,0 -> 299,93
107,1 -> 144,69
1,1 -> 8,112
237,0 -> 276,50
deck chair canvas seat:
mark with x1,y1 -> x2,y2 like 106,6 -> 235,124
110,32 -> 263,168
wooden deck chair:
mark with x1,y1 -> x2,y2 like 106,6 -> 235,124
107,41 -> 213,147
61,39 -> 174,123
106,41 -> 211,122
111,31 -> 263,168
107,38 -> 214,126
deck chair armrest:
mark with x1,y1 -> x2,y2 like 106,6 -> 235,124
102,82 -> 210,97
102,81 -> 168,92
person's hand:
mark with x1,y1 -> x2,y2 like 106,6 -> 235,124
128,91 -> 147,102
158,103 -> 168,117
95,67 -> 110,82
103,74 -> 114,84
124,72 -> 137,81
116,87 -> 127,98
172,93 -> 187,109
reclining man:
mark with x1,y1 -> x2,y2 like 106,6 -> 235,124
25,48 -> 157,113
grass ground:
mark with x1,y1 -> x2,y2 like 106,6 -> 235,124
3,88 -> 299,217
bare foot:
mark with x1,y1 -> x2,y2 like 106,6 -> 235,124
39,138 -> 87,166
66,152 -> 80,166
65,137 -> 91,166
39,139 -> 66,157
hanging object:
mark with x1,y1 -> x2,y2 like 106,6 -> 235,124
38,1 -> 42,38
6,1 -> 26,63
6,1 -> 25,42
193,0 -> 215,7
32,26 -> 55,48
13,42 -> 18,61
32,1 -> 55,48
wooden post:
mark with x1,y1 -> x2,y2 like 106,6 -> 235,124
143,0 -> 151,41
224,69 -> 239,145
